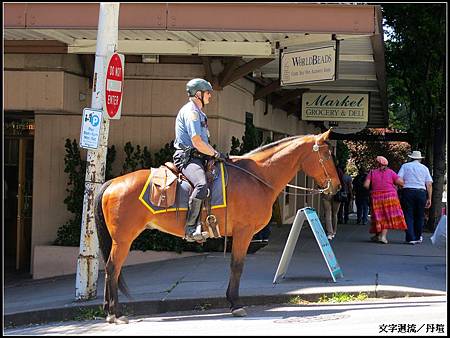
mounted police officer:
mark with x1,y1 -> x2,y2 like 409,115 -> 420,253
173,78 -> 226,242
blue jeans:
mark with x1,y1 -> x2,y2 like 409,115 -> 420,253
355,197 -> 369,224
402,188 -> 427,242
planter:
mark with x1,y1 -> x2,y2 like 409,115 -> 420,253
32,245 -> 204,280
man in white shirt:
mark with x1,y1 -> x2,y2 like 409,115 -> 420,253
398,151 -> 433,244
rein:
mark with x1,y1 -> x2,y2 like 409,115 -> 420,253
223,162 -> 274,190
223,137 -> 333,195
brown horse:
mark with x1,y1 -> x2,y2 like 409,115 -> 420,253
95,129 -> 340,323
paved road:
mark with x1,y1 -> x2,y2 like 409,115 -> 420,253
4,296 -> 447,336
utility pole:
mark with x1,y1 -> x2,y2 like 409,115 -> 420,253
75,2 -> 120,301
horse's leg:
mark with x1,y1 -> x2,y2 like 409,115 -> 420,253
226,224 -> 254,317
103,270 -> 110,315
105,240 -> 132,324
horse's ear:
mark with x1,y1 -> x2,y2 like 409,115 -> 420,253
318,129 -> 332,142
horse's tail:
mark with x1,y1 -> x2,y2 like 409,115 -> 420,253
95,180 -> 132,300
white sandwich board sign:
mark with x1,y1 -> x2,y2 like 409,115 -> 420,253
273,207 -> 344,284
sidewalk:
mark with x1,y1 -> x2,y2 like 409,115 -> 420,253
4,214 -> 446,326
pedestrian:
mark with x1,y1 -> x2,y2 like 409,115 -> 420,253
172,78 -> 227,242
397,150 -> 433,244
353,168 -> 370,225
322,165 -> 344,240
337,165 -> 353,224
363,156 -> 407,244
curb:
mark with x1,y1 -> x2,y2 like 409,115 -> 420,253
4,289 -> 445,327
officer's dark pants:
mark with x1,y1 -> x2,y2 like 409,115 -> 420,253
402,188 -> 427,242
173,151 -> 208,200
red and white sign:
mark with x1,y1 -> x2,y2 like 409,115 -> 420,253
104,53 -> 124,119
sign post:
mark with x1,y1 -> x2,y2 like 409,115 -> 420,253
273,207 -> 343,284
75,3 -> 120,301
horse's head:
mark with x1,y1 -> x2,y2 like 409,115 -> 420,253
301,129 -> 341,195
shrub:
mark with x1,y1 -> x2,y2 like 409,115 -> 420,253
54,139 -> 116,246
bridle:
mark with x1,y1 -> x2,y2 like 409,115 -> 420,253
223,137 -> 334,195
284,138 -> 333,196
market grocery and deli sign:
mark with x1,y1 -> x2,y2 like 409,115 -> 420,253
301,92 -> 369,122
281,45 -> 336,86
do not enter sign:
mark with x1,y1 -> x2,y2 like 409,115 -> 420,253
104,53 -> 124,119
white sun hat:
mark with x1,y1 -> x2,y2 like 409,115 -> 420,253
408,150 -> 425,159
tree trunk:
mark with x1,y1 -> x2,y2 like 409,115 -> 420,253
427,120 -> 446,231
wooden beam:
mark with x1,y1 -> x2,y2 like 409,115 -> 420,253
201,56 -> 221,90
201,56 -> 213,82
4,39 -> 67,53
218,57 -> 241,88
220,58 -> 274,88
285,101 -> 299,117
272,89 -> 307,108
79,54 -> 95,88
253,80 -> 280,102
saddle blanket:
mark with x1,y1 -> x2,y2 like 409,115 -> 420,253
139,162 -> 227,214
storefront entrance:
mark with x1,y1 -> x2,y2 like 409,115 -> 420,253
4,112 -> 34,275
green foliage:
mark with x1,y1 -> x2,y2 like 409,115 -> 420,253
229,120 -> 269,156
383,4 -> 446,230
288,296 -> 310,305
335,140 -> 349,169
153,141 -> 175,167
73,306 -> 104,321
130,229 -> 204,253
383,4 -> 445,148
54,139 -> 115,246
318,292 -> 369,303
345,129 -> 411,173
121,142 -> 152,175
229,136 -> 242,155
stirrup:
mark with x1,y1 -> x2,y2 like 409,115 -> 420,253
184,224 -> 209,242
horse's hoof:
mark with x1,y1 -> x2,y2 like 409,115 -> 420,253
106,314 -> 115,324
114,315 -> 129,324
231,308 -> 247,317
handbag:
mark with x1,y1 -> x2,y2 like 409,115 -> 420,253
334,189 -> 348,202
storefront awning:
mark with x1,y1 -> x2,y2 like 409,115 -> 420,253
4,3 -> 388,128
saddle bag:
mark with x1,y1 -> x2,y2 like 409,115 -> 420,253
150,166 -> 178,208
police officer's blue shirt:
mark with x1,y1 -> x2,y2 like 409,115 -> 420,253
174,100 -> 210,149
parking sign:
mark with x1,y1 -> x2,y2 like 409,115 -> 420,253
80,108 -> 103,149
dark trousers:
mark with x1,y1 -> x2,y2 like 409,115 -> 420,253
338,197 -> 351,223
402,188 -> 427,242
355,196 -> 369,224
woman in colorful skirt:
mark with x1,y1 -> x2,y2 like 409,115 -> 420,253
364,156 -> 407,244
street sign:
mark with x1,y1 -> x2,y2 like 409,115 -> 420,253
104,52 -> 124,119
80,108 -> 103,149
273,207 -> 343,284
324,121 -> 367,134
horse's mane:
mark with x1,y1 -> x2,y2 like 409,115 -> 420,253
242,134 -> 313,157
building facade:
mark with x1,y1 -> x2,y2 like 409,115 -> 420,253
4,3 -> 387,277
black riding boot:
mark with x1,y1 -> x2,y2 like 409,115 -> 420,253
185,197 -> 205,242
